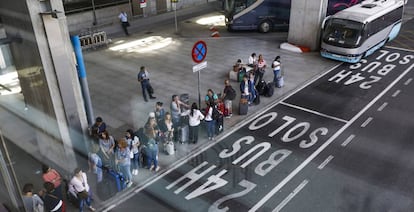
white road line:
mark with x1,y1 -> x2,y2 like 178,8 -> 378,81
317,155 -> 334,170
392,90 -> 401,97
377,102 -> 388,111
103,205 -> 116,212
361,117 -> 373,128
280,102 -> 348,123
341,134 -> 355,147
272,179 -> 309,212
404,78 -> 412,85
248,63 -> 414,212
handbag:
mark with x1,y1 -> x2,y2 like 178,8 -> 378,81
147,83 -> 154,94
77,190 -> 89,199
129,150 -> 134,159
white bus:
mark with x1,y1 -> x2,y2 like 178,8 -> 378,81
320,0 -> 405,63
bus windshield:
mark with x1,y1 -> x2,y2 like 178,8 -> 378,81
224,0 -> 257,16
322,18 -> 364,48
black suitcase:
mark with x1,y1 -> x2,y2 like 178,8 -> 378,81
265,82 -> 275,97
253,93 -> 260,105
256,80 -> 267,95
239,99 -> 248,115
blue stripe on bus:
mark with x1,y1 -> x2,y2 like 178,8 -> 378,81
388,22 -> 402,41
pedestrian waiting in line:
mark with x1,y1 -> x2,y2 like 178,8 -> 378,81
115,138 -> 133,188
41,164 -> 63,200
88,143 -> 103,183
204,101 -> 216,141
170,94 -> 189,142
22,183 -> 44,212
254,54 -> 267,85
98,130 -> 116,168
182,102 -> 205,144
118,11 -> 130,36
205,89 -> 219,106
137,66 -> 156,102
43,182 -> 64,212
248,52 -> 257,68
221,79 -> 236,117
126,129 -> 140,176
272,55 -> 284,88
240,74 -> 256,105
68,168 -> 96,212
155,101 -> 166,126
89,116 -> 106,139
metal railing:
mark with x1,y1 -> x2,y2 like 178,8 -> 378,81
79,30 -> 109,50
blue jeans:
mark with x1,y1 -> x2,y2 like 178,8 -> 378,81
273,69 -> 280,85
146,148 -> 158,169
119,164 -> 132,182
206,120 -> 216,138
132,152 -> 140,170
79,190 -> 93,212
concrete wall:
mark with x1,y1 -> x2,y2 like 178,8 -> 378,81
66,0 -> 208,34
288,0 -> 328,51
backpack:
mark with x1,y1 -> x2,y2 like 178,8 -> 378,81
211,106 -> 222,121
226,86 -> 236,100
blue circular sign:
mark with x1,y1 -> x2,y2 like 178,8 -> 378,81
192,40 -> 207,63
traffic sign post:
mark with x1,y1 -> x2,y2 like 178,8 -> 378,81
191,41 -> 207,107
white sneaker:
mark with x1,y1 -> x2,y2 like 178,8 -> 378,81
127,181 -> 133,188
155,166 -> 160,172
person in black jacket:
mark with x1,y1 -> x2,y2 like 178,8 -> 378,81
43,182 -> 64,212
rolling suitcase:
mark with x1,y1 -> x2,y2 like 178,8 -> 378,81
239,98 -> 248,115
180,125 -> 189,143
265,82 -> 275,97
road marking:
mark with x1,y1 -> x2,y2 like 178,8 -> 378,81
392,90 -> 401,97
249,63 -> 414,212
272,179 -> 309,212
341,134 -> 355,147
100,60 -> 345,212
317,155 -> 334,170
404,78 -> 412,85
361,117 -> 373,128
377,102 -> 388,111
280,102 -> 348,123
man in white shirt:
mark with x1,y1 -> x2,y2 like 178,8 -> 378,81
118,11 -> 129,36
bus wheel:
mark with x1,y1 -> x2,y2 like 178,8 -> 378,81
259,20 -> 272,33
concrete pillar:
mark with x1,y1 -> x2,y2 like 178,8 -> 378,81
287,0 -> 328,51
0,0 -> 89,172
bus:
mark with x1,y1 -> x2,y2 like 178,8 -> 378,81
224,0 -> 361,33
320,0 -> 405,63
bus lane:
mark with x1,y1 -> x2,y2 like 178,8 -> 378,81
108,47 -> 414,212
155,103 -> 345,212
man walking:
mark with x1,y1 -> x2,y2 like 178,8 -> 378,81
138,66 -> 156,102
118,11 -> 130,36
